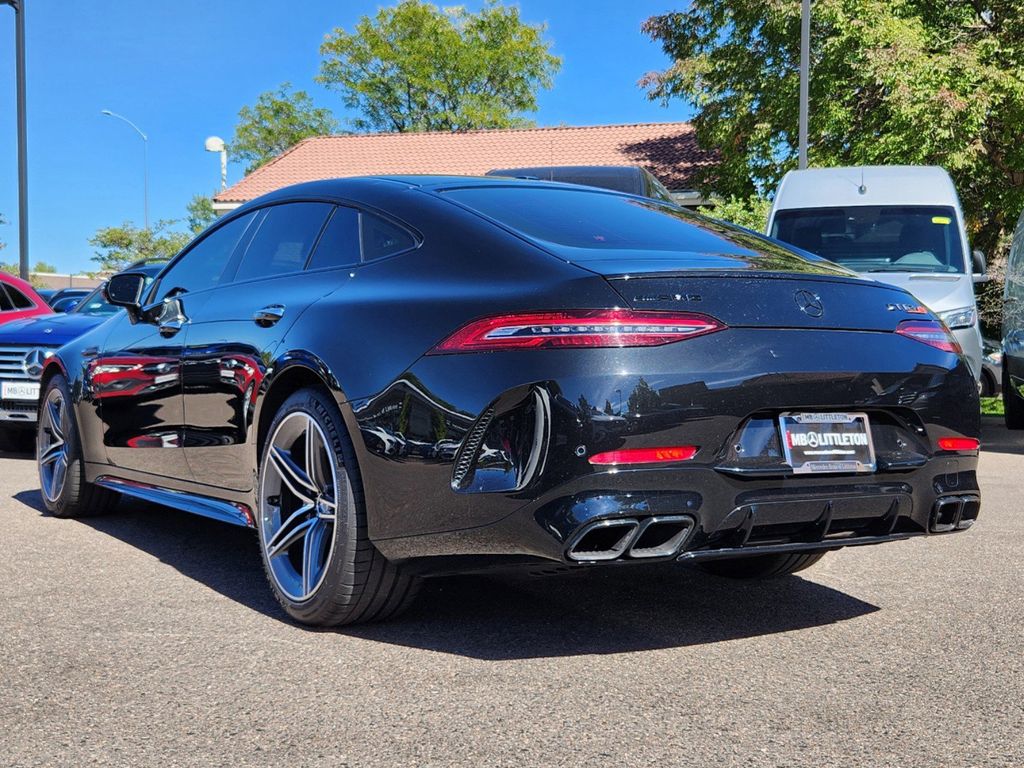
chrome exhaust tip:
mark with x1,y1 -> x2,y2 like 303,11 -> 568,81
565,519 -> 639,562
931,495 -> 980,532
628,515 -> 695,558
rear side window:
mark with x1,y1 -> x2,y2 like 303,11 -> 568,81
156,211 -> 257,300
307,206 -> 360,270
360,212 -> 415,261
5,284 -> 33,309
0,284 -> 13,312
234,202 -> 333,283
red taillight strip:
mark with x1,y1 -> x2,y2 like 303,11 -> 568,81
589,446 -> 699,466
937,437 -> 980,452
429,310 -> 725,354
895,320 -> 962,354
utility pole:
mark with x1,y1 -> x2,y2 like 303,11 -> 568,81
2,0 -> 29,279
798,0 -> 811,169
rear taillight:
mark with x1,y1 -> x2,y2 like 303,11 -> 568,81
429,310 -> 725,354
937,437 -> 980,452
895,320 -> 962,354
589,446 -> 699,465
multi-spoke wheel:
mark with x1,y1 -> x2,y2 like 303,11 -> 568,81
256,388 -> 420,626
36,374 -> 119,518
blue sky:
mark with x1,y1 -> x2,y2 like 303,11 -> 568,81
0,1 -> 691,273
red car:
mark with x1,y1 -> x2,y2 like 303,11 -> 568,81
0,272 -> 52,326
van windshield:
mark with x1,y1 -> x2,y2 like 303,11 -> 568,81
770,205 -> 965,274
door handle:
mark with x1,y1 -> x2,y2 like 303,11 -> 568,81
254,304 -> 286,327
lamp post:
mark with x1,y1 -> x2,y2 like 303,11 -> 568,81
101,109 -> 149,230
798,0 -> 811,169
2,0 -> 29,280
204,135 -> 227,190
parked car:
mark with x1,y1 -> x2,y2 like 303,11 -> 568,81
0,272 -> 51,328
46,287 -> 91,310
1003,206 -> 1024,427
0,263 -> 164,450
486,165 -> 677,204
981,338 -> 1002,398
766,166 -> 986,380
37,177 -> 980,627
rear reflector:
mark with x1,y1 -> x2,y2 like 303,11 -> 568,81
429,310 -> 724,353
937,437 -> 980,452
895,320 -> 962,354
589,446 -> 698,466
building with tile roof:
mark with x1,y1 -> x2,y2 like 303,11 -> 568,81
213,122 -> 714,212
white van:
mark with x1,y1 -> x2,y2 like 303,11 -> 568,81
766,166 -> 985,378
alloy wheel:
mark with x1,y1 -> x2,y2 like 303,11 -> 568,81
37,387 -> 69,503
259,412 -> 340,602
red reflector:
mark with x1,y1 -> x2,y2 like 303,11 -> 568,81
895,320 -> 962,354
588,446 -> 698,465
937,437 -> 980,452
429,310 -> 725,354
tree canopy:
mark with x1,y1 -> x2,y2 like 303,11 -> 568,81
642,1 -> 1024,260
230,83 -> 339,173
186,194 -> 218,235
89,220 -> 190,274
317,0 -> 560,132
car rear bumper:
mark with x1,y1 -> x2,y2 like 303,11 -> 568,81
374,454 -> 980,570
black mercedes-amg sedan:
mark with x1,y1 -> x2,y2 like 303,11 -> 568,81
36,177 -> 981,626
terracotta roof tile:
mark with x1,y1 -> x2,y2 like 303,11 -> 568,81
215,122 -> 713,203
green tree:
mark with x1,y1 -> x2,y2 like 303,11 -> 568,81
230,83 -> 339,173
0,212 -> 7,254
33,261 -> 56,274
89,220 -> 190,274
702,194 -> 773,231
186,193 -> 218,234
318,0 -> 560,132
641,3 -> 1024,264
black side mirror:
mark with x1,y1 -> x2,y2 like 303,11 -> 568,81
972,249 -> 989,283
104,272 -> 148,318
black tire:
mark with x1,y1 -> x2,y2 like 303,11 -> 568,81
698,551 -> 827,579
257,387 -> 420,627
36,374 -> 119,518
980,369 -> 996,398
1004,366 -> 1024,429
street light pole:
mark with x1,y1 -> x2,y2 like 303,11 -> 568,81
2,0 -> 29,280
798,0 -> 811,169
204,136 -> 227,190
101,109 -> 149,230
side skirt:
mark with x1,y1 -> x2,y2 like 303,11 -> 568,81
94,475 -> 255,528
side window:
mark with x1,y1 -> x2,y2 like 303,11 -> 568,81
233,202 -> 333,283
307,206 -> 360,270
360,212 -> 416,262
155,211 -> 256,300
5,284 -> 33,309
0,285 -> 13,312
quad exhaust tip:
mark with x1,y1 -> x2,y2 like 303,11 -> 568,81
566,515 -> 695,562
930,495 -> 980,533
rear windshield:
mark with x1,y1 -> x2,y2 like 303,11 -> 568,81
770,205 -> 965,274
442,186 -> 749,255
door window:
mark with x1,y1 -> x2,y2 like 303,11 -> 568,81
154,211 -> 257,300
307,206 -> 360,270
233,202 -> 333,283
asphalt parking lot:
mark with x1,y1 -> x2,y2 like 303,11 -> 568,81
1,419 -> 1022,767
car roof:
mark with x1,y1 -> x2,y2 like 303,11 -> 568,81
773,165 -> 960,210
239,174 -> 633,210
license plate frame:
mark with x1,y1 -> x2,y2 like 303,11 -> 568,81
1,380 -> 40,402
779,411 -> 876,475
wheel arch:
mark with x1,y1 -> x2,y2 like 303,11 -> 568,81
254,350 -> 360,465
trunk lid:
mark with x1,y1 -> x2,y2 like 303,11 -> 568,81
606,272 -> 927,331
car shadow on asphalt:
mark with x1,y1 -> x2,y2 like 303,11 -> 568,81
13,489 -> 880,659
980,417 -> 1024,456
